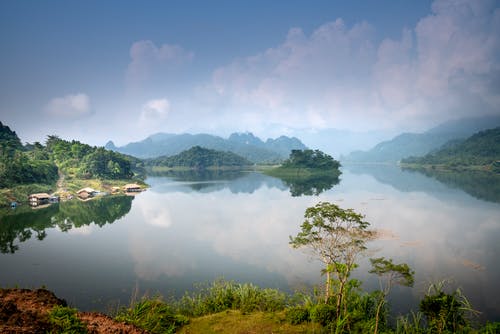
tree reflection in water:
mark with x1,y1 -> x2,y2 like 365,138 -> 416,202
0,195 -> 133,254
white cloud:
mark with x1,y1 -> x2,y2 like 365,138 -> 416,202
139,98 -> 170,124
45,93 -> 91,118
207,0 -> 500,133
126,40 -> 194,86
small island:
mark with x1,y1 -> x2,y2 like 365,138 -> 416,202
265,149 -> 341,178
264,149 -> 341,196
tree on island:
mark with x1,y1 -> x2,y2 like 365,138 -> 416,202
283,149 -> 340,170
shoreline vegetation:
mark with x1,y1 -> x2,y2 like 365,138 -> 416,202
0,121 -> 147,207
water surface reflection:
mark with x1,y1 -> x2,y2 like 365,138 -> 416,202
0,167 -> 499,322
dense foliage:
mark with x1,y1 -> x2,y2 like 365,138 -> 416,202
402,127 -> 500,168
0,122 -> 58,187
47,305 -> 87,333
282,149 -> 341,170
1,122 -> 144,189
146,146 -> 252,169
1,121 -> 145,191
45,135 -> 137,179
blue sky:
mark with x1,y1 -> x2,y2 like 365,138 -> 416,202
1,0 -> 499,145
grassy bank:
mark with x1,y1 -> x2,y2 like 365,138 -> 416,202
178,310 -> 322,333
112,278 -> 500,334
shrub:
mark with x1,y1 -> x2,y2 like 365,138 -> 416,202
309,303 -> 336,326
176,279 -> 287,316
116,299 -> 188,334
48,305 -> 87,334
285,306 -> 310,325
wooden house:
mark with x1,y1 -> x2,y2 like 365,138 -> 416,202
29,193 -> 51,206
123,183 -> 142,192
76,187 -> 97,199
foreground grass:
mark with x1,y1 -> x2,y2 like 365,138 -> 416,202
178,310 -> 322,334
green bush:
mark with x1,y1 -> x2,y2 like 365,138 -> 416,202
480,321 -> 500,333
116,299 -> 189,334
285,306 -> 310,325
47,305 -> 87,334
309,303 -> 337,326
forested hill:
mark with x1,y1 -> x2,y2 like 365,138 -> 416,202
106,132 -> 307,163
0,122 -> 143,188
0,121 -> 23,152
146,146 -> 252,169
0,122 -> 58,187
45,136 -> 143,180
342,115 -> 500,163
402,127 -> 500,170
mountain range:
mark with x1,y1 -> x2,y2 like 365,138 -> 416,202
105,132 -> 307,163
341,115 -> 500,163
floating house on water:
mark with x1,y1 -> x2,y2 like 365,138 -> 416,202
29,193 -> 51,206
76,187 -> 98,199
123,183 -> 142,192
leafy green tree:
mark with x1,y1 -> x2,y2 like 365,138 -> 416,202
283,149 -> 340,170
290,202 -> 373,318
369,257 -> 414,334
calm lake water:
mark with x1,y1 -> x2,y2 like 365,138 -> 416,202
1,165 -> 500,322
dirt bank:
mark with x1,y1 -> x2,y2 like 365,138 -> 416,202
0,288 -> 146,333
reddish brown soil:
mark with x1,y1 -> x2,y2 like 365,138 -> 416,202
0,288 -> 147,333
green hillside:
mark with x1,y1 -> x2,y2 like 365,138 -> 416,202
402,127 -> 500,170
0,122 -> 145,205
146,146 -> 252,170
0,122 -> 58,188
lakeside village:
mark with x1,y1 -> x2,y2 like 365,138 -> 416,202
11,183 -> 143,209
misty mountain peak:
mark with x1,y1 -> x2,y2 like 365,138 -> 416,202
104,140 -> 116,150
228,132 -> 264,146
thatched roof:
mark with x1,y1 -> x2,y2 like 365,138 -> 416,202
29,193 -> 51,199
77,187 -> 96,194
123,184 -> 141,189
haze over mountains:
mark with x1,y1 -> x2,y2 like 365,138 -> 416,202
341,115 -> 500,163
105,115 -> 500,165
106,132 -> 307,164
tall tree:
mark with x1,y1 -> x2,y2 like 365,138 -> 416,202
290,202 -> 373,317
369,257 -> 414,334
